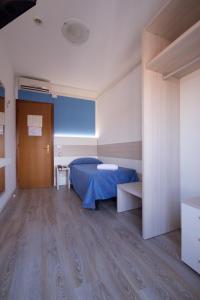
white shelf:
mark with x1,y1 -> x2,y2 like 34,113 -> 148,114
146,21 -> 200,79
146,0 -> 200,42
118,182 -> 142,198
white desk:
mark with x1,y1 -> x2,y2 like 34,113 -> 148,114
56,166 -> 70,190
117,182 -> 142,213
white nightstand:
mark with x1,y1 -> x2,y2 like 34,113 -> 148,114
56,165 -> 70,190
181,198 -> 200,274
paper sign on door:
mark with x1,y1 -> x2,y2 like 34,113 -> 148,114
27,115 -> 43,127
27,115 -> 43,136
28,126 -> 42,136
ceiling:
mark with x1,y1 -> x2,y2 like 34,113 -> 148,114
1,0 -> 165,95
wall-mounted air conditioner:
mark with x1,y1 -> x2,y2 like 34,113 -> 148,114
18,77 -> 50,93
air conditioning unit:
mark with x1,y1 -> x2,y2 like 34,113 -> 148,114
19,77 -> 50,93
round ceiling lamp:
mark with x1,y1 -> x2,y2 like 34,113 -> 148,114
62,19 -> 90,45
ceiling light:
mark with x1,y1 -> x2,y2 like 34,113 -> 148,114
62,19 -> 90,45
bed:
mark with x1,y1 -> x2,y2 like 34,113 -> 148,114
69,158 -> 139,209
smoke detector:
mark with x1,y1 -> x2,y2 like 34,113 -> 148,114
33,17 -> 43,25
62,19 -> 90,45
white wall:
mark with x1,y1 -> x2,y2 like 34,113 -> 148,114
97,64 -> 142,173
180,69 -> 200,201
54,136 -> 97,185
0,35 -> 16,212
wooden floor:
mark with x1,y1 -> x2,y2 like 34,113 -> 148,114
0,188 -> 200,300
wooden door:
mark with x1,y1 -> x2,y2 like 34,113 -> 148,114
0,96 -> 5,158
17,100 -> 54,188
0,96 -> 5,193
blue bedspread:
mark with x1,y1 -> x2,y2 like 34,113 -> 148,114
70,164 -> 138,209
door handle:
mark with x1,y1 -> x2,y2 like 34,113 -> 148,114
43,144 -> 50,153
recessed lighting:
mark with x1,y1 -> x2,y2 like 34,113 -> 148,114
54,134 -> 98,138
62,19 -> 90,45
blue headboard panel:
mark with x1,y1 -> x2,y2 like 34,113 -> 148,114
18,90 -> 95,136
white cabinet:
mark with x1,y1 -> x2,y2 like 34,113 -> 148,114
181,199 -> 200,274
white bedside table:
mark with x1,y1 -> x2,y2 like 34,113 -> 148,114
56,165 -> 70,190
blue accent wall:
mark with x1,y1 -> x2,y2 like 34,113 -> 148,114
18,90 -> 95,136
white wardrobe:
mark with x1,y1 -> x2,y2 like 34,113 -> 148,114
142,0 -> 200,239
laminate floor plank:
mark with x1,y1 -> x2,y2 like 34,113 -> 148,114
101,201 -> 200,299
55,190 -> 138,300
0,187 -> 199,300
6,190 -> 44,300
81,204 -> 183,299
0,192 -> 31,300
